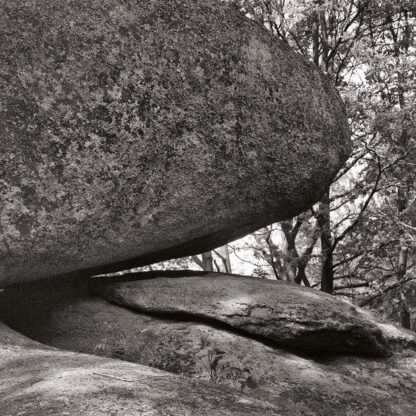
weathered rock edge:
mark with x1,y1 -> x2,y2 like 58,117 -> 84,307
90,271 -> 391,356
0,321 -> 281,416
1,286 -> 415,416
0,0 -> 350,286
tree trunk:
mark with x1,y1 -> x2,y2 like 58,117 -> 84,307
313,3 -> 334,294
295,264 -> 310,287
218,245 -> 232,274
397,244 -> 410,328
312,7 -> 320,66
388,8 -> 412,329
318,6 -> 329,72
318,192 -> 334,294
397,185 -> 411,329
280,220 -> 298,284
201,251 -> 214,272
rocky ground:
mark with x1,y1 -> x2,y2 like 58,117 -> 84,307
0,2 -> 413,415
1,271 -> 415,415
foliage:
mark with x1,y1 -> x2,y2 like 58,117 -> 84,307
196,335 -> 260,390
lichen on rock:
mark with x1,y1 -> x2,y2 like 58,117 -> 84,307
0,0 -> 350,285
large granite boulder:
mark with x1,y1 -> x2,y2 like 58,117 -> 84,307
0,0 -> 350,286
90,271 -> 391,356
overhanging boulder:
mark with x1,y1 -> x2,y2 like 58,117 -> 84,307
0,0 -> 350,286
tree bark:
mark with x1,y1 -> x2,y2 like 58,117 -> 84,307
216,245 -> 232,274
295,264 -> 310,287
312,6 -> 320,66
280,220 -> 298,284
201,251 -> 214,272
318,192 -> 334,294
397,186 -> 411,329
393,9 -> 412,329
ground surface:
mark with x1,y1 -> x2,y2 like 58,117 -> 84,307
1,273 -> 416,415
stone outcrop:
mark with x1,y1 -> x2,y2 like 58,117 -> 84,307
1,283 -> 416,416
0,0 -> 350,286
90,271 -> 390,356
5,2 -> 403,416
0,322 -> 280,416
358,307 -> 416,351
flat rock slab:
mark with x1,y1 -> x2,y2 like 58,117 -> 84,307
0,0 -> 350,286
0,322 -> 280,416
2,296 -> 416,416
91,271 -> 391,356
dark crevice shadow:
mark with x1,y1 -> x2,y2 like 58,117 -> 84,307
27,216 -> 293,284
89,269 -> 255,283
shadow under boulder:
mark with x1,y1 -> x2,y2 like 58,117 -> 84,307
1,285 -> 416,416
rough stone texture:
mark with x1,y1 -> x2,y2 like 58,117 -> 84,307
0,0 -> 350,286
358,307 -> 416,352
90,271 -> 390,356
2,295 -> 416,416
0,322 -> 281,416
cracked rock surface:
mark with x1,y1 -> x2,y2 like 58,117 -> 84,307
91,271 -> 391,356
1,283 -> 416,416
0,0 -> 350,286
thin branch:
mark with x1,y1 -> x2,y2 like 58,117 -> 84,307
358,276 -> 416,307
191,255 -> 204,270
334,292 -> 359,297
333,250 -> 364,268
331,143 -> 384,250
397,221 -> 416,233
334,281 -> 369,290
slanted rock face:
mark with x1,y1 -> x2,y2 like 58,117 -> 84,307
90,271 -> 390,356
0,322 -> 280,416
0,0 -> 350,286
1,284 -> 416,416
